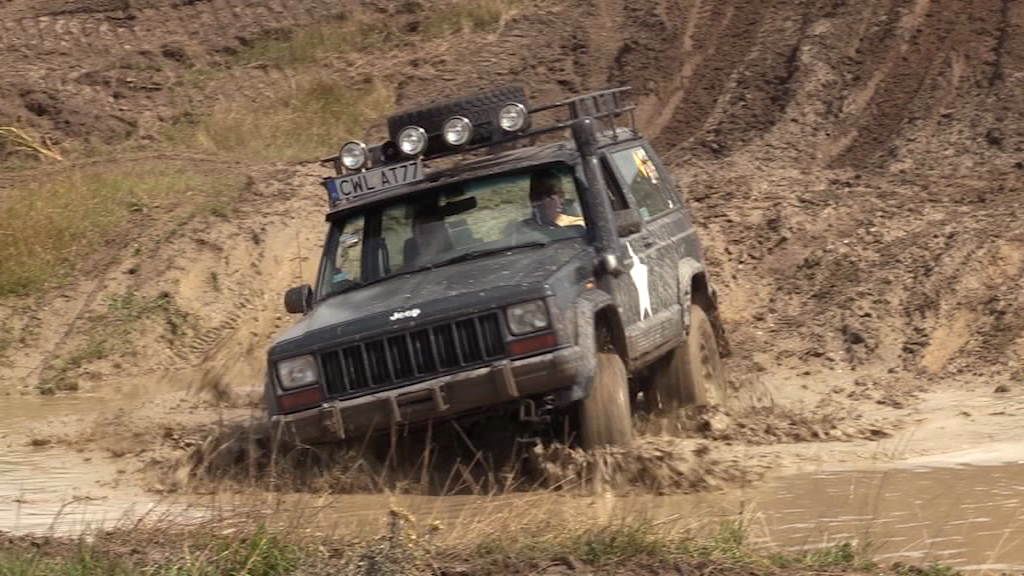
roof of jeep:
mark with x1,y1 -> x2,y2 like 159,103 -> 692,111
325,127 -> 641,219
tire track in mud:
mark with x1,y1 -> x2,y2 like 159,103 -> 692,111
649,0 -> 776,158
690,0 -> 830,158
824,0 -> 967,168
0,0 -> 343,56
636,0 -> 705,140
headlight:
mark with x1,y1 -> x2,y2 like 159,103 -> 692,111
498,103 -> 528,132
442,116 -> 473,146
398,126 -> 428,156
276,355 -> 319,390
340,141 -> 368,170
506,300 -> 550,336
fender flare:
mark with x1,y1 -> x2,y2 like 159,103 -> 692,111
677,257 -> 706,326
555,289 -> 627,405
677,257 -> 732,357
263,365 -> 281,416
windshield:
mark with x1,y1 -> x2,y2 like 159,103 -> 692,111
316,164 -> 587,299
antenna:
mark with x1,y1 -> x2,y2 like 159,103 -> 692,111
295,230 -> 303,284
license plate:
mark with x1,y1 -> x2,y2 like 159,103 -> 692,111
325,160 -> 423,207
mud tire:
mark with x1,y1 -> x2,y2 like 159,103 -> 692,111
579,349 -> 634,450
646,304 -> 727,411
385,84 -> 527,143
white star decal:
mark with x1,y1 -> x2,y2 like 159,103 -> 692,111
626,241 -> 652,320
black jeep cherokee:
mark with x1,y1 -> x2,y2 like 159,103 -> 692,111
264,85 -> 730,449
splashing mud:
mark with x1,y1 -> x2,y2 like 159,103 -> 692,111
159,400 -> 892,497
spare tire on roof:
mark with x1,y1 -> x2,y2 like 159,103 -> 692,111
386,84 -> 528,147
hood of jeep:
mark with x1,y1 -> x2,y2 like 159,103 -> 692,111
269,239 -> 592,357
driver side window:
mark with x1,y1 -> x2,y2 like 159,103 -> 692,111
329,214 -> 365,291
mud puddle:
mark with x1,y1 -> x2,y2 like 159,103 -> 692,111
3,386 -> 1024,573
234,459 -> 1024,573
749,461 -> 1024,572
0,390 -> 208,535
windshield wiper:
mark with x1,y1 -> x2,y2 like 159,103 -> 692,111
323,241 -> 557,298
427,241 -> 552,268
320,274 -> 393,300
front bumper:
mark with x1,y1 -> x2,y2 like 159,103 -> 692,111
270,346 -> 584,443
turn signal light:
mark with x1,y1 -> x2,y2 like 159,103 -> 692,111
508,332 -> 557,356
277,386 -> 324,413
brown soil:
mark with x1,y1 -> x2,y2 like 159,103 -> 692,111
2,0 -> 1024,505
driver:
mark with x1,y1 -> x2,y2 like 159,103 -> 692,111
404,208 -> 452,269
528,169 -> 584,228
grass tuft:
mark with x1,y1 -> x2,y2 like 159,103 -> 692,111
0,510 -> 959,576
240,13 -> 401,68
569,519 -> 669,566
421,0 -> 514,37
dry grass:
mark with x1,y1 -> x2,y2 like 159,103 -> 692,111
179,77 -> 395,163
238,0 -> 519,69
164,0 -> 527,163
0,161 -> 246,296
420,0 -> 521,37
0,126 -> 63,161
0,500 -> 923,576
239,12 -> 402,68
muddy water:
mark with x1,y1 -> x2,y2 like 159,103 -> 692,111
2,393 -> 1023,573
0,391 -> 203,535
750,463 -> 1024,572
229,460 -> 1024,572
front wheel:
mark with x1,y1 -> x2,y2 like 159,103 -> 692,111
645,303 -> 727,411
579,350 -> 634,449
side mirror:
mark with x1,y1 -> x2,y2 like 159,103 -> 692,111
284,284 -> 313,315
614,208 -> 642,237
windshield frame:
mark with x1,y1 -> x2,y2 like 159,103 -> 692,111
313,159 -> 595,302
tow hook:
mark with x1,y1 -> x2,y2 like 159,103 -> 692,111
518,395 -> 555,424
515,396 -> 557,448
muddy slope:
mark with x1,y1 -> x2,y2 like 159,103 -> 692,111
393,0 -> 1024,379
1,0 -> 1022,395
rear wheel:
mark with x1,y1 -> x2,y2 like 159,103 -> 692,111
645,304 -> 727,411
579,346 -> 634,450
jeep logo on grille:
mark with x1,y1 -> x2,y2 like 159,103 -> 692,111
389,308 -> 421,321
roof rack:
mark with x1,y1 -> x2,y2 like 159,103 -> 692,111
319,86 -> 638,175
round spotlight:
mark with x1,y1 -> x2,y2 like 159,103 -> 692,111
339,141 -> 368,170
397,126 -> 428,156
498,103 -> 528,132
442,116 -> 473,146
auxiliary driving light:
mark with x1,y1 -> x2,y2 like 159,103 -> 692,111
442,116 -> 473,146
498,103 -> 528,132
398,126 -> 428,156
340,140 -> 368,170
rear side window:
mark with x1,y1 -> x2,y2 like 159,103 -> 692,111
608,146 -> 676,221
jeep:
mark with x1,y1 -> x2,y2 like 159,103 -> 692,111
264,85 -> 731,449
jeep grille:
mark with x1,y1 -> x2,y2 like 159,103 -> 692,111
320,311 -> 506,397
